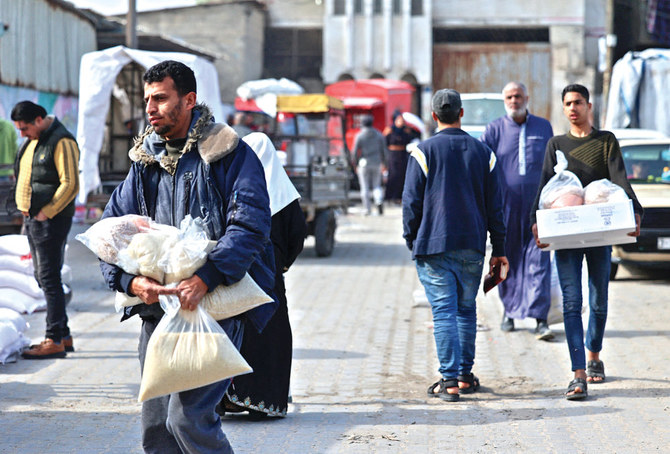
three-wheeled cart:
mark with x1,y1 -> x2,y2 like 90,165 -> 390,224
271,94 -> 352,257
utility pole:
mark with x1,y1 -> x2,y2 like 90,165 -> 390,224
126,0 -> 137,49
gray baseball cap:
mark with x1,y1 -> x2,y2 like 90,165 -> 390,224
431,89 -> 462,117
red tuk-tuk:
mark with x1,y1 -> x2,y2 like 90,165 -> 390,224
325,79 -> 415,150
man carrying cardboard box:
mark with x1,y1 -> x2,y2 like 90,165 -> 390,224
530,84 -> 642,401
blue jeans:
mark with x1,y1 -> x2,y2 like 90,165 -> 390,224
554,246 -> 611,371
416,250 -> 484,380
139,316 -> 244,454
24,214 -> 72,342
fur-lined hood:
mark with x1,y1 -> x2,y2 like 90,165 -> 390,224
129,104 -> 239,175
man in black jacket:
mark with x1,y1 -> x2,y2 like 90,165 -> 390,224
12,101 -> 79,359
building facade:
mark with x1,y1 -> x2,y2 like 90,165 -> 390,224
130,1 -> 266,104
267,0 -> 606,128
122,0 -> 607,129
0,0 -> 96,132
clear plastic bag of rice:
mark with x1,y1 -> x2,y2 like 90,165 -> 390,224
138,291 -> 252,402
115,272 -> 273,319
199,273 -> 273,320
583,178 -> 629,205
75,214 -> 152,264
539,150 -> 584,209
81,215 -> 273,319
116,229 -> 173,283
159,217 -> 212,284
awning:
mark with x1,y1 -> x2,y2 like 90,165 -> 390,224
276,94 -> 344,113
235,97 -> 262,112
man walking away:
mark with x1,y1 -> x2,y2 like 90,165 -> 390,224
481,82 -> 554,340
12,101 -> 79,359
403,89 -> 507,402
352,114 -> 386,215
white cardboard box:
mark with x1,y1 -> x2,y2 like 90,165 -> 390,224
536,200 -> 637,251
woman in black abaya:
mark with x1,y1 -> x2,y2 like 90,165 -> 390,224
221,132 -> 306,418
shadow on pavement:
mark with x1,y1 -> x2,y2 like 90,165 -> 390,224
224,400 -> 621,428
299,242 -> 410,266
293,348 -> 367,359
604,329 -> 670,338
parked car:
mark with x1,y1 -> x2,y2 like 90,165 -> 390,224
610,136 -> 670,278
609,128 -> 667,141
460,93 -> 506,138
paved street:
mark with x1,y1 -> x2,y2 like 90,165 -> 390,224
1,204 -> 669,453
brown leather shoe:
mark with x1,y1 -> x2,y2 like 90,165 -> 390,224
22,339 -> 66,359
63,336 -> 74,352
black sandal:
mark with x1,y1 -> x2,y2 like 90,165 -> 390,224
457,373 -> 480,394
565,378 -> 588,400
586,360 -> 606,383
427,378 -> 460,402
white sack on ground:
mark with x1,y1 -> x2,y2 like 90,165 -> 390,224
0,255 -> 72,283
0,235 -> 29,256
0,321 -> 30,364
0,288 -> 46,314
0,308 -> 29,333
0,270 -> 44,299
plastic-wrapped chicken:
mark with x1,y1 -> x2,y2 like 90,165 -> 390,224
539,150 -> 585,209
583,178 -> 629,205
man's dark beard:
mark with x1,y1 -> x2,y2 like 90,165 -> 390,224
154,100 -> 183,137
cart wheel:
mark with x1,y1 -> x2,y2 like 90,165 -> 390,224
314,208 -> 336,257
609,262 -> 619,281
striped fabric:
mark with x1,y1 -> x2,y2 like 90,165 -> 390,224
15,140 -> 37,213
15,138 -> 79,218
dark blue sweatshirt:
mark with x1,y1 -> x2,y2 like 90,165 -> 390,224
402,127 -> 506,259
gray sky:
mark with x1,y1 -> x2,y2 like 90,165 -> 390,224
68,0 -> 197,16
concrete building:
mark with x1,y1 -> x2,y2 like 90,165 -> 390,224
127,1 -> 266,104
317,0 -> 606,128
0,0 -> 97,132
118,0 -> 607,128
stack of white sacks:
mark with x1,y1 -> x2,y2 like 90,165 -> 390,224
0,234 -> 72,364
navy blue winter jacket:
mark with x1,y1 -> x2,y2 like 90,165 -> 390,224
402,127 -> 506,259
99,105 -> 277,332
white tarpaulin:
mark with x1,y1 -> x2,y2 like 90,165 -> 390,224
605,48 -> 670,136
235,78 -> 303,117
76,46 -> 223,204
236,78 -> 303,100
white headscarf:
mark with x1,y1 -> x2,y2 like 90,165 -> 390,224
243,132 -> 301,216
